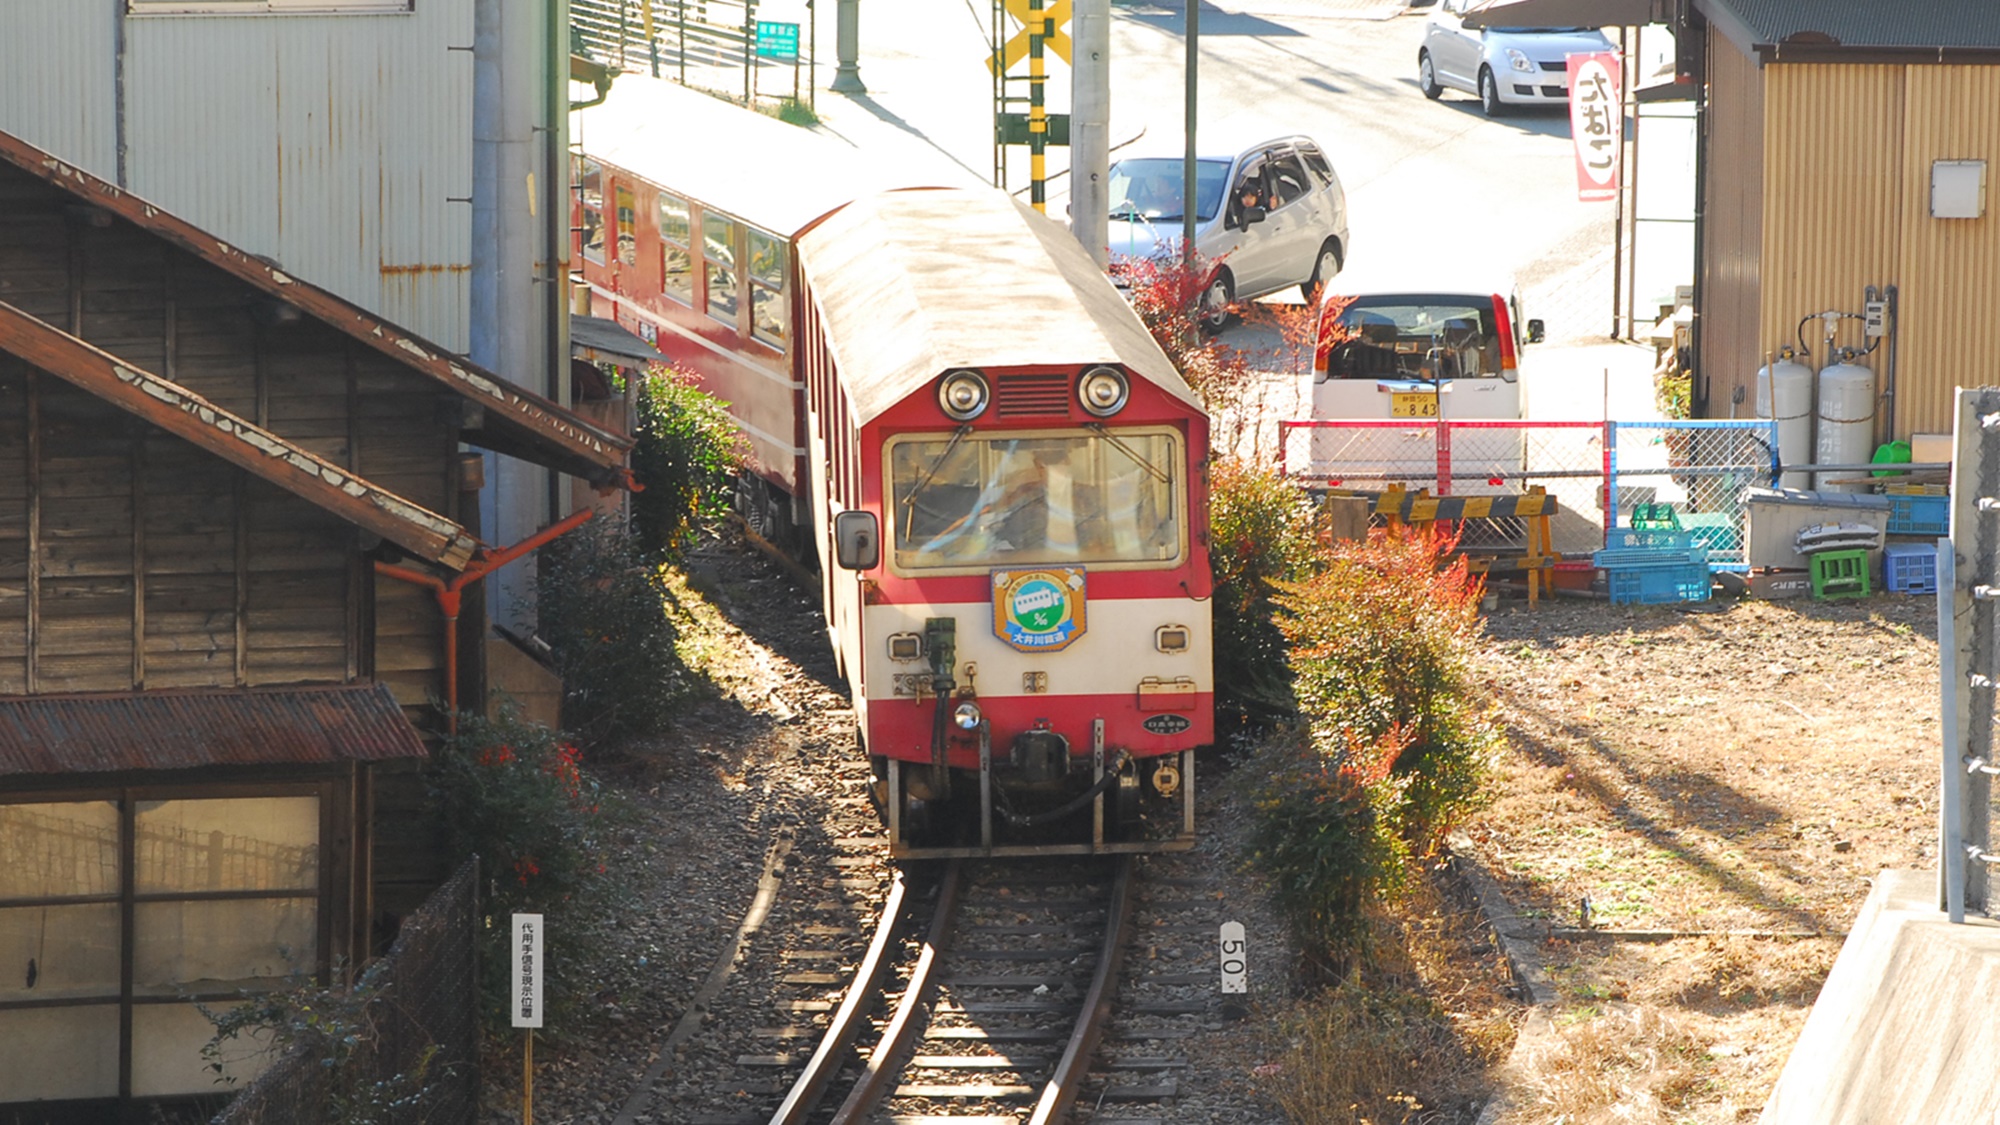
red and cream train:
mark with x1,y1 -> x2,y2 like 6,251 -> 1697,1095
574,77 -> 1211,857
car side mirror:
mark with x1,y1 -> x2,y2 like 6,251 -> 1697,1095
833,510 -> 879,571
1241,204 -> 1267,226
1526,318 -> 1545,344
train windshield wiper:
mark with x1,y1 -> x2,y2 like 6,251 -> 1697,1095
1086,423 -> 1169,484
899,425 -> 974,522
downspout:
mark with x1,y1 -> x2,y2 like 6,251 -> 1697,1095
113,0 -> 128,188
546,0 -> 573,520
375,507 -> 595,734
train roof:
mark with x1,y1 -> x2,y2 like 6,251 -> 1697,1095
796,187 -> 1203,427
577,74 -> 887,239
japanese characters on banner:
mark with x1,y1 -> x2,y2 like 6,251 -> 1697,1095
1566,52 -> 1622,202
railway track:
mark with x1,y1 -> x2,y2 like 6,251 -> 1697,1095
610,821 -> 1232,1124
763,853 -> 1223,1125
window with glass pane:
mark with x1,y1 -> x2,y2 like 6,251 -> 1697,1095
0,1006 -> 119,1101
747,228 -> 787,346
659,193 -> 694,306
615,184 -> 638,266
889,429 -> 1183,570
704,214 -> 741,326
579,158 -> 606,266
0,792 -> 324,1102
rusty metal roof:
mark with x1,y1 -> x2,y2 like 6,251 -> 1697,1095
0,683 -> 428,777
0,128 -> 634,488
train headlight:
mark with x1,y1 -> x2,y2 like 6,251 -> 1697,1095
1078,366 -> 1129,417
954,701 -> 983,730
1154,625 -> 1190,654
937,369 -> 990,420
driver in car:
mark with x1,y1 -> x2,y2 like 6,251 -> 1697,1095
1121,173 -> 1179,218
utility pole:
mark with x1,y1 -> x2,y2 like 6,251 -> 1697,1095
832,0 -> 865,93
1181,0 -> 1198,268
1070,0 -> 1109,266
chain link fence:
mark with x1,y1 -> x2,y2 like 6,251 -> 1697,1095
1278,418 -> 1778,563
210,859 -> 479,1125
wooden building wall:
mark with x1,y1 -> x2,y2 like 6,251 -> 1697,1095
0,162 -> 464,714
0,363 -> 436,698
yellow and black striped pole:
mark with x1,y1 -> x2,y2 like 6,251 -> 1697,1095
1028,0 -> 1047,213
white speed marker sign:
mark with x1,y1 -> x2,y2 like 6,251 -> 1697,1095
1219,921 -> 1247,994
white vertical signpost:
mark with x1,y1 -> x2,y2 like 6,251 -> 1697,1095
513,913 -> 545,1125
1219,921 -> 1248,994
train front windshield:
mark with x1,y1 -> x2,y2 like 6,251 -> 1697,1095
889,430 -> 1183,571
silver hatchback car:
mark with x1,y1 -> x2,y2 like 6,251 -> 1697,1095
1104,136 -> 1349,332
1418,0 -> 1614,116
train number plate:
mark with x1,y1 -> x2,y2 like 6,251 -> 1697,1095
1390,391 -> 1439,418
1142,714 -> 1191,735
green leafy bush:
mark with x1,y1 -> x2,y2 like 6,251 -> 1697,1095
533,522 -> 688,748
1276,526 -> 1496,853
428,710 -> 617,1031
1245,726 -> 1412,970
1246,527 -> 1499,971
630,364 -> 747,559
1207,457 -> 1321,730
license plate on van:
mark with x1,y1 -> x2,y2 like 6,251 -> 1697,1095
1390,391 -> 1439,418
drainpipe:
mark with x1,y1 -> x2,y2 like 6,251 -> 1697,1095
375,507 -> 595,734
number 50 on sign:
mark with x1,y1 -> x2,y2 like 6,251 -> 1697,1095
1219,921 -> 1248,994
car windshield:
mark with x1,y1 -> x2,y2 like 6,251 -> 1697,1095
1106,158 -> 1232,223
889,430 -> 1182,570
1325,295 -> 1504,381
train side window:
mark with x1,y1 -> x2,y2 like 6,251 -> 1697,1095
704,214 -> 740,326
658,193 -> 694,306
578,158 -> 606,267
614,184 -> 637,266
747,227 -> 787,347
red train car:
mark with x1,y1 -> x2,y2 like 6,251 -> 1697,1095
577,82 -> 1211,856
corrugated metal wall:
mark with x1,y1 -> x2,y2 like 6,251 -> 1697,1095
0,2 -> 473,352
1757,63 -> 1905,437
0,5 -> 119,179
1747,62 -> 2000,440
1699,25 -> 1766,417
1895,67 -> 2000,438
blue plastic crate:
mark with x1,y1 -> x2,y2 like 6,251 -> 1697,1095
1593,545 -> 1710,569
1883,541 -> 1938,594
1606,563 -> 1713,605
1885,494 -> 1948,536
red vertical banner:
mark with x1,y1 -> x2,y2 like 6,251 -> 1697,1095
1567,52 -> 1622,202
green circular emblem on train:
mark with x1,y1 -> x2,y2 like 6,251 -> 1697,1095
992,567 -> 1087,653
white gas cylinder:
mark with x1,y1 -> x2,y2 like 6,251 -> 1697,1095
1814,358 -> 1875,493
1756,355 -> 1815,489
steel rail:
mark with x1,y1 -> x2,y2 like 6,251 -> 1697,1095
1028,855 -> 1138,1125
765,864 -> 915,1125
827,859 -> 964,1125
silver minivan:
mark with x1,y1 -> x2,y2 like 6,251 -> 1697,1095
1104,136 -> 1349,332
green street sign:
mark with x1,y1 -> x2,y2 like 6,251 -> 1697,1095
755,21 -> 800,62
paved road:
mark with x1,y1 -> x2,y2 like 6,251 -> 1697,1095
788,0 -> 1664,437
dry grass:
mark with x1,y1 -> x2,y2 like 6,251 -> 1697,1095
1511,1005 -> 1714,1124
1259,868 -> 1522,1124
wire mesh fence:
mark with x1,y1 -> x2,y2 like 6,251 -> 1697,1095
1278,418 -> 1778,563
210,859 -> 479,1125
